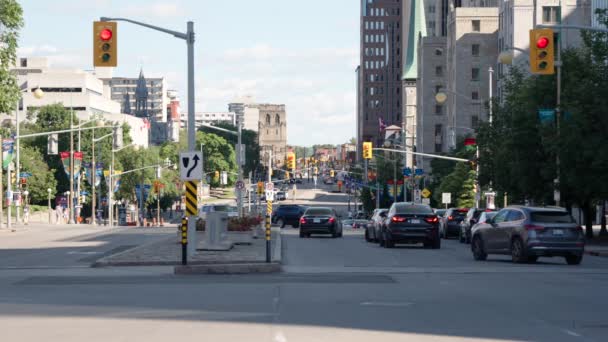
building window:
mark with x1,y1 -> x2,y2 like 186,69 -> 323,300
20,58 -> 27,67
429,5 -> 436,14
266,114 -> 271,124
472,68 -> 480,81
472,91 -> 479,100
435,85 -> 443,94
275,114 -> 280,125
472,44 -> 480,57
435,48 -> 443,56
472,20 -> 480,32
435,124 -> 443,152
435,105 -> 443,115
472,115 -> 479,128
542,6 -> 560,24
435,66 -> 443,77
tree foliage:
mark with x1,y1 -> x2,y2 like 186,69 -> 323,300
476,9 -> 608,236
0,0 -> 23,114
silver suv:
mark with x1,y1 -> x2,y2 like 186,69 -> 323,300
471,206 -> 584,265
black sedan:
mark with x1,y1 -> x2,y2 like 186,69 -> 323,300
299,207 -> 343,238
379,202 -> 441,249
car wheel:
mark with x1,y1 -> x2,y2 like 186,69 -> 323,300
459,231 -> 465,243
338,231 -> 343,238
511,238 -> 527,264
565,254 -> 583,265
365,229 -> 371,242
472,236 -> 487,261
378,230 -> 385,247
465,233 -> 471,244
277,218 -> 285,228
299,230 -> 305,238
527,256 -> 538,263
432,238 -> 441,249
384,232 -> 394,248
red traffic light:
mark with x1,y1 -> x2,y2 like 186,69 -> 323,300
536,36 -> 549,49
100,28 -> 113,41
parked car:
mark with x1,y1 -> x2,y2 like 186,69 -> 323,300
272,204 -> 306,228
198,204 -> 238,220
342,219 -> 355,229
440,208 -> 469,239
434,208 -> 447,217
459,208 -> 497,243
365,209 -> 388,242
378,202 -> 441,249
470,206 -> 584,265
299,207 -> 343,238
352,219 -> 371,229
276,191 -> 287,201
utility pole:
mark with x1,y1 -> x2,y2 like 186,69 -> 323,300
0,134 -> 3,228
237,113 -> 243,217
91,130 -> 96,225
69,109 -> 75,224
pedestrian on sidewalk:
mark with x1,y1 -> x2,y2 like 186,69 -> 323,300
55,205 -> 63,224
23,204 -> 30,225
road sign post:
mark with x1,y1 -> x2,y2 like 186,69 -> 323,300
442,193 -> 451,209
266,200 -> 272,263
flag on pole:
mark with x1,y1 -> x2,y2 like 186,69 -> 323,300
378,117 -> 387,131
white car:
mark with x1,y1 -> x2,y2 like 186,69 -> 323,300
198,204 -> 238,219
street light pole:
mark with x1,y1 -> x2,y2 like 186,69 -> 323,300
69,109 -> 75,224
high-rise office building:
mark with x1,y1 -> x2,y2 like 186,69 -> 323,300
357,0 -> 404,151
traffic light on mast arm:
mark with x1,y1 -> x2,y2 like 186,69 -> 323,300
362,142 -> 373,159
93,21 -> 117,67
529,28 -> 555,75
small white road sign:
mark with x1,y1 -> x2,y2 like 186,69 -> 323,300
179,152 -> 203,181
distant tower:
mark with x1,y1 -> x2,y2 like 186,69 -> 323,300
123,92 -> 132,114
135,68 -> 149,118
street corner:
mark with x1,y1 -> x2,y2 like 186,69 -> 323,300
174,262 -> 282,275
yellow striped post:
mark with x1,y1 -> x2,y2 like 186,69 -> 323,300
181,218 -> 188,265
265,200 -> 272,261
185,180 -> 198,216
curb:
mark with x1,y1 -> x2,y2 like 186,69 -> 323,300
174,262 -> 281,274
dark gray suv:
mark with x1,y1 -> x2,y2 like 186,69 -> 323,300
470,206 -> 584,265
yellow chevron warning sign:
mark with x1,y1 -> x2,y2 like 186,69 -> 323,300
185,180 -> 198,216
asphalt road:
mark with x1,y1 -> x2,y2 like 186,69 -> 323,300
0,187 -> 607,341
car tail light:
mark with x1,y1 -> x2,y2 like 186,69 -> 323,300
525,224 -> 545,231
329,217 -> 336,223
300,217 -> 306,224
391,216 -> 406,223
425,216 -> 439,224
448,215 -> 454,221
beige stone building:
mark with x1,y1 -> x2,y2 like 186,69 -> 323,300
258,104 -> 287,167
446,4 -> 499,150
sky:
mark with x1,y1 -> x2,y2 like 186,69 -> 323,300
17,0 -> 359,146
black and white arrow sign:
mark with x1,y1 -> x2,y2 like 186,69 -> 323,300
179,152 -> 203,181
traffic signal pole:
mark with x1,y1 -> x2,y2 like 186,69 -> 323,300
99,16 -> 196,254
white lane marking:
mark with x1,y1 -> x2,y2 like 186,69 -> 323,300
67,251 -> 101,255
563,329 -> 581,337
360,301 -> 414,307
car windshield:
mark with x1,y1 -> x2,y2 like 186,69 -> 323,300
395,204 -> 433,214
452,211 -> 467,217
531,211 -> 574,223
305,208 -> 332,216
484,212 -> 497,221
342,220 -> 353,225
280,206 -> 300,211
214,205 -> 237,212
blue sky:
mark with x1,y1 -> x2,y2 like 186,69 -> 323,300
18,0 -> 359,146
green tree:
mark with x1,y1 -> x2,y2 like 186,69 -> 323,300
199,123 -> 259,176
20,146 -> 57,204
0,0 -> 23,115
197,131 -> 237,187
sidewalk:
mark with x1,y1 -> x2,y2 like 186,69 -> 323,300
93,228 -> 282,269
